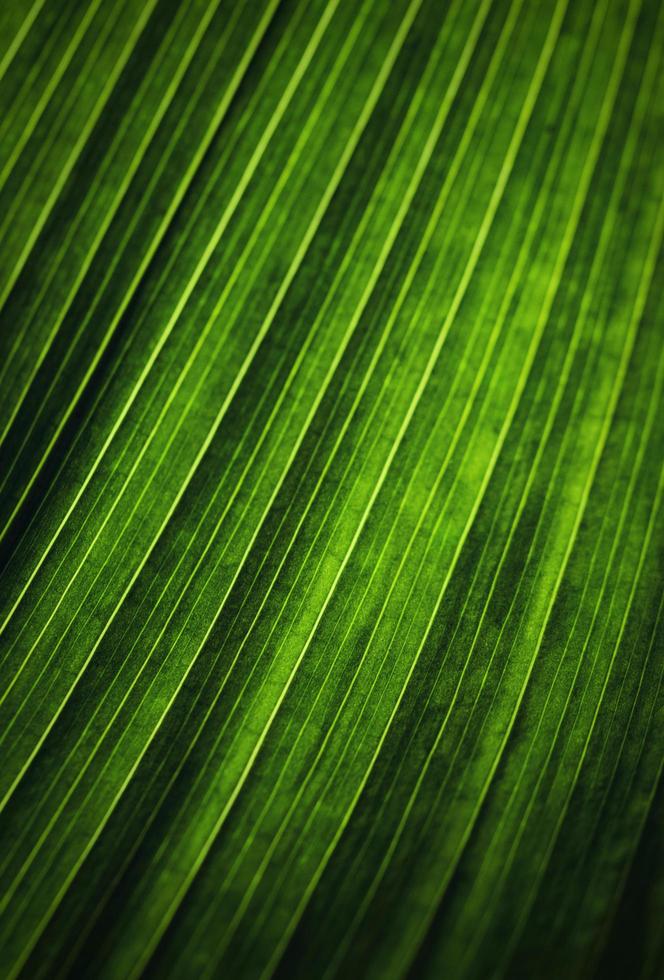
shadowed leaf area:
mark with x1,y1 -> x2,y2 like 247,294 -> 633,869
0,0 -> 662,977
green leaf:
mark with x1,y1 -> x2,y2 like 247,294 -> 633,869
0,0 -> 662,976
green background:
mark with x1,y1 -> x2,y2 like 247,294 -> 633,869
0,0 -> 662,976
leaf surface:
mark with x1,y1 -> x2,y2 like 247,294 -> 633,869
0,1 -> 662,977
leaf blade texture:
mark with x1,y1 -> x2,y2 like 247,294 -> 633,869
0,0 -> 662,977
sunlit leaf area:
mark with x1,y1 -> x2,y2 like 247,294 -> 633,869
0,0 -> 662,976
